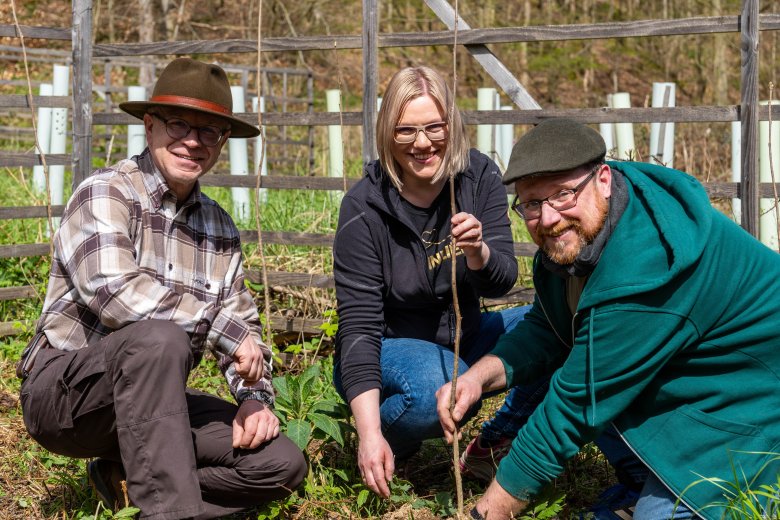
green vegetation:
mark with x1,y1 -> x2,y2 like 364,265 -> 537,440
2,1 -> 779,517
0,164 -> 594,518
684,453 -> 780,520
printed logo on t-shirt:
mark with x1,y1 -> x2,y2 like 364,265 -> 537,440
422,228 -> 463,270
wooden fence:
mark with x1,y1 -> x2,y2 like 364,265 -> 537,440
1,0 -> 779,341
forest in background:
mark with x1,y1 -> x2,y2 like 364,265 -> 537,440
0,2 -> 779,518
2,0 -> 779,181
2,1 -> 779,106
1,0 -> 779,180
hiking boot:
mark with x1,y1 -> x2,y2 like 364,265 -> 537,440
459,435 -> 512,482
87,458 -> 131,510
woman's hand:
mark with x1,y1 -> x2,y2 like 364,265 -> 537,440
451,212 -> 490,270
350,389 -> 395,497
357,429 -> 395,497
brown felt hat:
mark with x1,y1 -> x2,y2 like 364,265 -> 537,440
119,58 -> 260,138
502,118 -> 606,184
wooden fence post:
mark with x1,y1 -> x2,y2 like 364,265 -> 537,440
362,0 -> 378,165
72,0 -> 93,189
740,0 -> 759,235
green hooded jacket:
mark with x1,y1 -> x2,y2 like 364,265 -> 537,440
493,161 -> 780,517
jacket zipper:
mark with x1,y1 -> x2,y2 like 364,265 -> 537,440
613,424 -> 699,515
537,274 -> 696,513
535,289 -> 573,350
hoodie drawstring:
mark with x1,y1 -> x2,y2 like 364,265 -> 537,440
588,307 -> 597,427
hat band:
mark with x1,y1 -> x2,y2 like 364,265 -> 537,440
150,95 -> 232,116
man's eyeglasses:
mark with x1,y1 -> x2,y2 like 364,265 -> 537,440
393,122 -> 448,144
511,167 -> 600,221
152,114 -> 227,147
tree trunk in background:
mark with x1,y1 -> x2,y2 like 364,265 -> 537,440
108,0 -> 115,42
519,0 -> 530,88
160,0 -> 175,40
139,0 -> 155,87
712,0 -> 728,105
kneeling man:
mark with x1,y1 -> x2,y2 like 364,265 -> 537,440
438,119 -> 780,520
18,58 -> 307,519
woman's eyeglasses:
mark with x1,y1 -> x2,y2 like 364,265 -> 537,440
393,122 -> 448,144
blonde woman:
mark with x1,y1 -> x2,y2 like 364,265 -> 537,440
332,67 -> 544,497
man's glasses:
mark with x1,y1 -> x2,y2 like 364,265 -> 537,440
511,167 -> 599,221
152,114 -> 227,147
393,122 -> 448,144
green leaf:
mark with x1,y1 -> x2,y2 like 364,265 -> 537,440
286,375 -> 302,411
434,491 -> 456,516
318,320 -> 338,337
299,363 -> 320,399
284,343 -> 303,355
357,488 -> 370,508
285,419 -> 313,451
411,498 -> 429,509
309,412 -> 345,447
272,375 -> 291,405
311,399 -> 347,416
115,507 -> 142,518
272,408 -> 287,427
331,468 -> 349,483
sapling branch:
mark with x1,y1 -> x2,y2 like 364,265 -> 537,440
254,0 -> 273,347
448,0 -> 465,516
10,0 -> 55,252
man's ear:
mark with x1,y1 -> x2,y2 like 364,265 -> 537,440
143,113 -> 155,142
596,164 -> 612,197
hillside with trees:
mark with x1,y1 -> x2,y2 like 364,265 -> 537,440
2,0 -> 778,179
0,2 -> 779,518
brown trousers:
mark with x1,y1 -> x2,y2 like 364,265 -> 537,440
20,320 -> 307,520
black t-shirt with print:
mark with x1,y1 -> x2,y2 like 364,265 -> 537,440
398,188 -> 458,298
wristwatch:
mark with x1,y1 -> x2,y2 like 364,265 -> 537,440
470,506 -> 486,520
238,390 -> 274,406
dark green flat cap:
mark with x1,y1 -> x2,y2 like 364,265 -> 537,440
502,118 -> 606,184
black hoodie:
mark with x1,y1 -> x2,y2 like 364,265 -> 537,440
334,149 -> 518,403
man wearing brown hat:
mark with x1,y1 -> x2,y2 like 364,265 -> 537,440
18,58 -> 306,519
437,119 -> 780,519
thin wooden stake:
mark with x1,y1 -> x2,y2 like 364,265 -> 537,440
254,0 -> 273,348
10,0 -> 55,252
768,82 -> 780,253
448,178 -> 465,518
448,0 -> 465,516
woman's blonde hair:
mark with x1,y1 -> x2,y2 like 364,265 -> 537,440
376,66 -> 470,191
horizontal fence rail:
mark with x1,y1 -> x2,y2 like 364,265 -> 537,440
2,100 -> 779,127
2,4 -> 777,340
3,14 -> 780,52
4,14 -> 758,55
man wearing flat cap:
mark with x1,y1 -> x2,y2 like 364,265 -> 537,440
438,119 -> 780,519
18,58 -> 306,518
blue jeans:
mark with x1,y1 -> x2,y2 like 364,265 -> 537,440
335,305 -> 544,458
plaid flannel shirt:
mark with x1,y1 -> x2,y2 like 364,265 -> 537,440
25,149 -> 274,403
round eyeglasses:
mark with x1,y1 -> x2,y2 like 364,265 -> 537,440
511,168 -> 599,221
152,114 -> 227,147
393,122 -> 448,144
